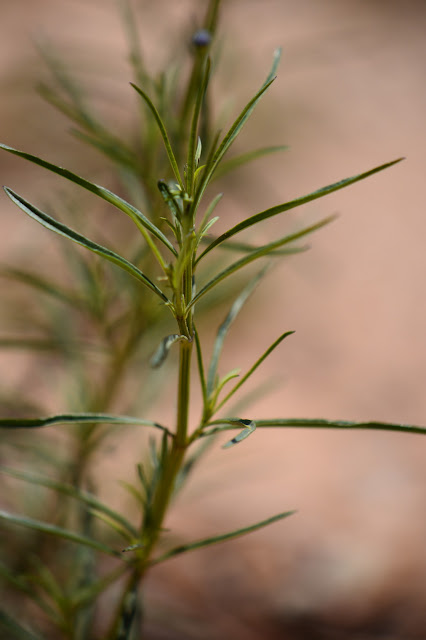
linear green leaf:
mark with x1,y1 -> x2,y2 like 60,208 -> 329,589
216,330 -> 295,412
130,83 -> 183,189
4,188 -> 170,304
198,157 -> 404,261
253,418 -> 426,435
186,57 -> 211,196
151,509 -> 295,565
194,76 -> 277,208
206,268 -> 267,397
0,143 -> 176,254
0,465 -> 138,538
203,418 -> 426,437
0,509 -> 120,557
0,265 -> 81,307
0,412 -> 172,436
191,215 -> 335,307
213,144 -> 289,181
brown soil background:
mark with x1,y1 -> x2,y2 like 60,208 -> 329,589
1,1 -> 425,638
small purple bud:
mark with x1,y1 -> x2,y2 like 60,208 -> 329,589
192,29 -> 212,48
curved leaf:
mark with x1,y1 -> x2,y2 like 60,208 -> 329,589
0,143 -> 176,255
4,188 -> 170,304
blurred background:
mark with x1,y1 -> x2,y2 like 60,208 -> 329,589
1,0 -> 426,638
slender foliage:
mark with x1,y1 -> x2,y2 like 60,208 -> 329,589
0,1 -> 423,638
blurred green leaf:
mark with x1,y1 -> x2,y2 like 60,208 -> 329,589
4,188 -> 170,303
213,144 -> 289,181
206,268 -> 266,399
0,465 -> 138,538
0,509 -> 120,557
0,611 -> 44,640
192,215 -> 335,306
198,158 -> 404,261
151,508 -> 295,565
216,330 -> 295,411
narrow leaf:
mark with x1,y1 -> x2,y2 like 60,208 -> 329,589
195,74 -> 277,207
0,412 -> 171,436
4,188 -> 169,303
216,330 -> 295,411
192,216 -> 335,306
213,144 -> 289,181
0,465 -> 138,538
198,158 -> 404,261
253,418 -> 426,435
186,57 -> 211,195
130,83 -> 183,188
0,143 -> 176,254
206,268 -> 267,397
0,509 -> 120,557
151,508 -> 295,565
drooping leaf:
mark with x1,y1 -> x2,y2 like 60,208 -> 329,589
150,334 -> 188,368
3,188 -> 170,304
198,157 -> 404,261
0,509 -> 120,557
222,418 -> 256,448
0,143 -> 176,254
151,508 -> 295,565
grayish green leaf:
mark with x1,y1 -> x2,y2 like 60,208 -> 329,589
0,509 -> 120,557
198,158 -> 404,261
151,507 -> 295,565
0,143 -> 175,254
4,188 -> 169,303
0,412 -> 172,436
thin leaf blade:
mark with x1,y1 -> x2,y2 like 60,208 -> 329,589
198,158 -> 404,261
0,509 -> 120,557
4,188 -> 169,303
151,508 -> 295,565
0,143 -> 176,254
